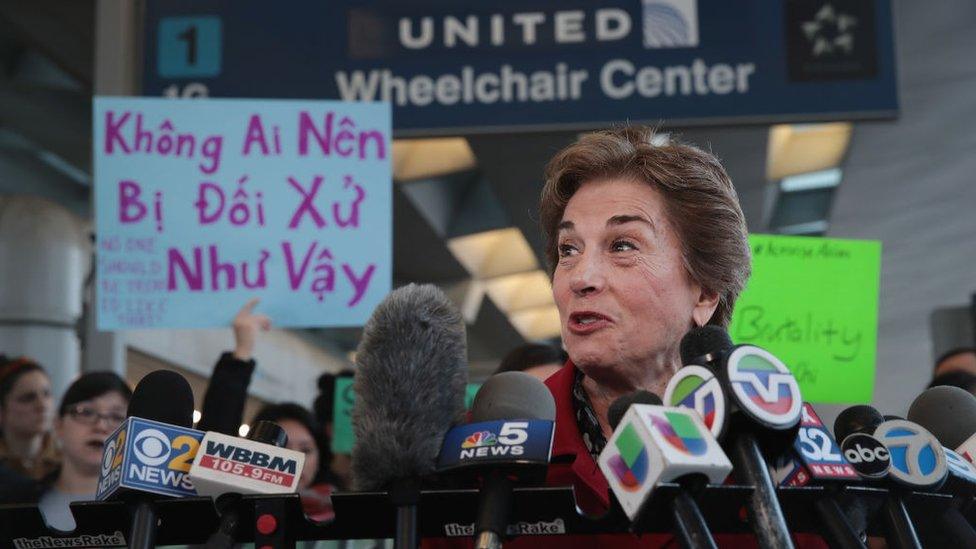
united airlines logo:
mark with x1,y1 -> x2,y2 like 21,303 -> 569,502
874,420 -> 947,489
462,431 -> 497,449
726,346 -> 802,429
642,0 -> 699,49
606,424 -> 649,491
649,410 -> 707,456
664,365 -> 726,438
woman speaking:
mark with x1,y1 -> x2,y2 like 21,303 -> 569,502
429,126 -> 823,548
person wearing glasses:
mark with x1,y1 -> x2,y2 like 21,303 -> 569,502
38,372 -> 131,530
0,356 -> 58,481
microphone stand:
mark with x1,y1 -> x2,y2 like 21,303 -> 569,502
729,433 -> 795,549
390,479 -> 421,549
670,487 -> 717,549
881,493 -> 921,549
129,498 -> 158,549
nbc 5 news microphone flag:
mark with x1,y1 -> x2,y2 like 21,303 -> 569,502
437,420 -> 554,471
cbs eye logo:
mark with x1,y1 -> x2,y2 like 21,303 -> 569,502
133,428 -> 172,466
101,438 -> 118,476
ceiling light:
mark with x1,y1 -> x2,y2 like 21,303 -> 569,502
767,123 -> 853,181
393,138 -> 476,181
484,271 -> 554,313
509,305 -> 562,340
447,227 -> 539,279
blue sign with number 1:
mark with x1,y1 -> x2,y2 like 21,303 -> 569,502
158,16 -> 222,77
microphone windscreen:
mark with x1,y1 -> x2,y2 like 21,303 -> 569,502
608,391 -> 662,430
470,371 -> 556,423
908,385 -> 976,449
352,283 -> 468,491
679,326 -> 734,365
127,370 -> 194,427
833,405 -> 884,442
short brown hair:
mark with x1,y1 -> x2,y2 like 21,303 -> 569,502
539,126 -> 750,327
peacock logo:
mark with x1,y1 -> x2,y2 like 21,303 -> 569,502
461,431 -> 497,448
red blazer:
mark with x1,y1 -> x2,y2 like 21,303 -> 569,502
425,362 -> 826,548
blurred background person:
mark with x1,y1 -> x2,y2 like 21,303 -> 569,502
253,402 -> 339,523
197,298 -> 270,435
313,370 -> 354,490
928,369 -> 976,394
494,343 -> 567,381
0,356 -> 58,481
39,372 -> 130,530
0,372 -> 132,530
933,346 -> 976,377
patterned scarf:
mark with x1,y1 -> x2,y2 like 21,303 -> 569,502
571,368 -> 607,458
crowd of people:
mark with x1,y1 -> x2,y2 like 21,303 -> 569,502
6,126 -> 966,548
0,299 -> 358,532
0,297 -> 568,535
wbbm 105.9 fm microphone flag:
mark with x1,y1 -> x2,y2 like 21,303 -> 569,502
352,284 -> 468,549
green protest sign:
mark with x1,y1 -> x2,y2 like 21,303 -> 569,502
331,378 -> 483,453
728,235 -> 881,404
331,377 -> 356,454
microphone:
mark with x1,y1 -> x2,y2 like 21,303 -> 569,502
446,371 -> 557,549
834,405 -> 943,549
189,420 -> 306,549
770,404 -> 865,549
906,387 -> 976,546
598,391 -> 731,549
665,326 -> 802,549
607,390 -> 662,431
773,404 -> 859,487
833,406 -> 891,482
435,372 -> 556,542
908,385 -> 976,464
96,370 -> 204,549
352,283 -> 468,549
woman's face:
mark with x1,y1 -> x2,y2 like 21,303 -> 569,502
1,370 -> 53,437
552,178 -> 717,388
278,418 -> 320,490
55,391 -> 128,475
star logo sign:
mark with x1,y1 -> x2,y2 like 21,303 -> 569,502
801,4 -> 858,58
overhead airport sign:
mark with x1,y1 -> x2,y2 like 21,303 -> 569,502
142,0 -> 897,135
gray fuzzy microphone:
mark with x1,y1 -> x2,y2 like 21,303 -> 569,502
352,283 -> 468,493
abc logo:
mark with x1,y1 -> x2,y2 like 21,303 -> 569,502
133,428 -> 171,466
845,443 -> 889,463
841,433 -> 890,478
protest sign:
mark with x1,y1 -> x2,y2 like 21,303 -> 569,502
94,97 -> 391,329
729,235 -> 881,403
